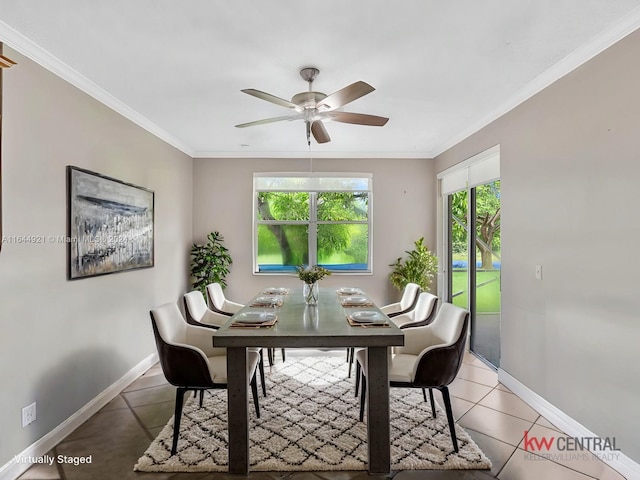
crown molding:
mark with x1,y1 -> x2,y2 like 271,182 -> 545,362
192,150 -> 434,159
0,20 -> 194,158
431,6 -> 640,159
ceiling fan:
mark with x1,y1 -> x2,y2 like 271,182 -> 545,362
235,67 -> 389,146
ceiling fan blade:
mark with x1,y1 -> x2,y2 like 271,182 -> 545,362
311,120 -> 331,144
326,111 -> 389,126
235,114 -> 301,128
241,89 -> 301,110
316,81 -> 375,111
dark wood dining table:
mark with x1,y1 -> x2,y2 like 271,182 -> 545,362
211,287 -> 404,474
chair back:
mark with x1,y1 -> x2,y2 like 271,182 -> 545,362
393,292 -> 439,329
152,303 -> 188,344
206,283 -> 233,316
430,303 -> 467,345
399,282 -> 421,311
411,292 -> 439,324
183,290 -> 209,325
413,303 -> 469,387
149,303 -> 213,388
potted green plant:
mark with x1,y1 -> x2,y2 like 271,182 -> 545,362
389,237 -> 438,292
190,231 -> 233,298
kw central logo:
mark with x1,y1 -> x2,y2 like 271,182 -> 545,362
523,430 -> 619,452
523,431 -> 554,451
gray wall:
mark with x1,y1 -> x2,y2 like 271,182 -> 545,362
0,48 -> 193,466
192,157 -> 436,306
435,29 -> 640,462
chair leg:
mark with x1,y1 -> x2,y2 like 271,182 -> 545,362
354,361 -> 361,397
268,348 -> 284,365
267,348 -> 274,366
359,374 -> 367,422
250,374 -> 261,418
428,388 -> 436,418
172,387 -> 188,455
440,386 -> 458,452
258,350 -> 267,397
347,347 -> 354,378
199,390 -> 205,407
422,387 -> 427,402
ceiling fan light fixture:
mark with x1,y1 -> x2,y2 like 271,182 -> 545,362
236,66 -> 388,145
291,91 -> 327,108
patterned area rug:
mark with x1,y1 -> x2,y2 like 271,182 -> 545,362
134,354 -> 491,472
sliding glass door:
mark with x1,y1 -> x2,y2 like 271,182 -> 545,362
445,180 -> 501,368
471,181 -> 501,367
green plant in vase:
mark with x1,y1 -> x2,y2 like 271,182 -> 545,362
296,264 -> 331,305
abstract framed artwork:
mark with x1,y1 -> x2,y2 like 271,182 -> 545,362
67,166 -> 154,279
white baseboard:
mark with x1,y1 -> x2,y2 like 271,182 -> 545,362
0,353 -> 158,480
499,368 -> 639,479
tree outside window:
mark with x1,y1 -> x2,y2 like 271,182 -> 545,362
254,174 -> 371,273
451,181 -> 501,270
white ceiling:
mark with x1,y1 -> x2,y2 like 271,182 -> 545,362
1,1 -> 640,158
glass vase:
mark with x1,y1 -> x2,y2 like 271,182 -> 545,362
303,282 -> 319,305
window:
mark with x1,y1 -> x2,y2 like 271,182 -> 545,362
253,173 -> 372,273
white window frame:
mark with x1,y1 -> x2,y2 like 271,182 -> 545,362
253,172 -> 373,275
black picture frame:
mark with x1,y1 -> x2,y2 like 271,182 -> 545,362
66,166 -> 154,280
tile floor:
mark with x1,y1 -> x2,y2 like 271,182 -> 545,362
17,350 -> 626,480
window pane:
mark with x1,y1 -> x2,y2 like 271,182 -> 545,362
257,192 -> 309,221
450,190 -> 468,309
472,180 -> 501,367
317,192 -> 368,221
317,224 -> 368,270
257,224 -> 308,271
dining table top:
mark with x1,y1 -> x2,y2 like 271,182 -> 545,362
212,287 -> 404,349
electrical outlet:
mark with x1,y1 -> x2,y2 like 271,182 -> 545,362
22,402 -> 36,427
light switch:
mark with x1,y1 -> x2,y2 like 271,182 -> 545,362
535,264 -> 542,280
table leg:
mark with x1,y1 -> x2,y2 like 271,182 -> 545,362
226,347 -> 249,474
366,346 -> 391,474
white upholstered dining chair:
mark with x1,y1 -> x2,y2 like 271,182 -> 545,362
150,302 -> 261,455
207,282 -> 286,365
353,291 -> 440,390
183,290 -> 229,328
347,284 -> 426,377
355,302 -> 469,452
380,282 -> 421,317
206,282 -> 244,316
390,291 -> 439,328
183,290 -> 267,397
